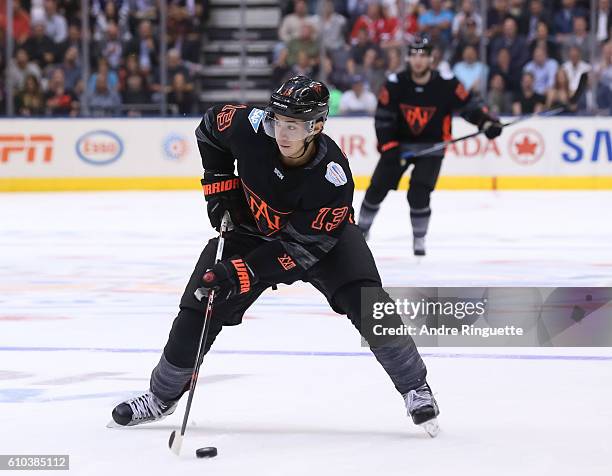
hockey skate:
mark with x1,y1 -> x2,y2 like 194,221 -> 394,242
107,390 -> 179,428
413,236 -> 426,256
404,382 -> 440,437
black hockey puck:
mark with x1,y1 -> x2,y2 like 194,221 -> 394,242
196,447 -> 218,458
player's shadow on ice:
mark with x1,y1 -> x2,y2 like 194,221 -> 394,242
133,423 -> 428,439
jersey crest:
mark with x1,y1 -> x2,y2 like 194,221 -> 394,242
248,108 -> 265,133
325,162 -> 347,187
400,104 -> 437,135
242,181 -> 291,236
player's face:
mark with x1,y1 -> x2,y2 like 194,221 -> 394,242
265,113 -> 312,155
408,51 -> 432,76
267,114 -> 324,163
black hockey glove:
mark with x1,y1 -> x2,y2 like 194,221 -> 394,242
194,256 -> 258,302
480,115 -> 503,139
202,172 -> 250,231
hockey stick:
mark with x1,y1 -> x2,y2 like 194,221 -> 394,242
169,211 -> 231,456
401,73 -> 589,160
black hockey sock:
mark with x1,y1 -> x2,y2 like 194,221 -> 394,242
358,199 -> 381,233
410,206 -> 431,238
370,337 -> 428,395
150,353 -> 193,402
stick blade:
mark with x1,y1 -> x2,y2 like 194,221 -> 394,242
169,430 -> 183,456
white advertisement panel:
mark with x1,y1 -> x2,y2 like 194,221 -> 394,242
0,116 -> 610,189
324,117 -> 612,177
0,119 -> 202,178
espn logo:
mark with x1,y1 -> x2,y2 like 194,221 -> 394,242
0,135 -> 53,163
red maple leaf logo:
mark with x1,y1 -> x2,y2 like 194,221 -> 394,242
515,136 -> 538,155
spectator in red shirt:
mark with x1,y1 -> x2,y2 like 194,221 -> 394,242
45,68 -> 79,116
350,1 -> 384,44
0,0 -> 31,44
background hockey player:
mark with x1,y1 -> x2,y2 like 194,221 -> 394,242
110,76 -> 440,435
358,37 -> 503,255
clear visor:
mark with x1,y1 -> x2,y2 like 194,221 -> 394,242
408,48 -> 431,57
263,113 -> 315,141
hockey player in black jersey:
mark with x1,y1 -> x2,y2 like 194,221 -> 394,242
109,76 -> 440,436
358,37 -> 503,255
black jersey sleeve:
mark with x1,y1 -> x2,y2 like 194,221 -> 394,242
447,77 -> 491,127
244,174 -> 353,285
374,76 -> 402,152
195,104 -> 248,173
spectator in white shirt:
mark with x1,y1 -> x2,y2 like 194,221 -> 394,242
339,75 -> 377,114
278,0 -> 317,43
562,45 -> 592,94
596,0 -> 610,43
452,0 -> 483,39
318,0 -> 347,52
43,0 -> 68,44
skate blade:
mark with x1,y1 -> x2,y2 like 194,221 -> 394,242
419,418 -> 440,438
106,419 -> 122,429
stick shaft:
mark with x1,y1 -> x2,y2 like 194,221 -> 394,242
401,106 -> 566,160
177,213 -> 230,439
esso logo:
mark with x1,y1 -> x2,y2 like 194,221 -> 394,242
76,130 -> 123,165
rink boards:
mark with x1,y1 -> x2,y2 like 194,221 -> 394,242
1,116 -> 611,191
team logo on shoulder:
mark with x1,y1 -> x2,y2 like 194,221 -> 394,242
248,108 -> 265,133
325,162 -> 347,187
217,104 -> 246,132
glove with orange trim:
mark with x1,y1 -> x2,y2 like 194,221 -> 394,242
194,256 -> 258,302
202,172 -> 251,231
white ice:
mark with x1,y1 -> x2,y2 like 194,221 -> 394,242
1,190 -> 611,476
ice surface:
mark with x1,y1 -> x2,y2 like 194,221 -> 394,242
1,190 -> 611,476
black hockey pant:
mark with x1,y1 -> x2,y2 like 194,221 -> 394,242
364,154 -> 443,210
153,224 -> 427,400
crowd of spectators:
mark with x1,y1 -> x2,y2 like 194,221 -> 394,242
0,0 -> 206,116
274,0 -> 612,115
0,0 -> 611,116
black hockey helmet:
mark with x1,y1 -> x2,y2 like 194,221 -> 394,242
266,76 -> 330,122
408,36 -> 433,56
